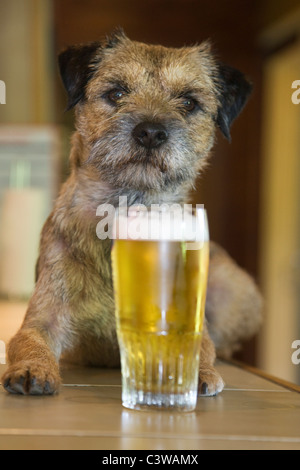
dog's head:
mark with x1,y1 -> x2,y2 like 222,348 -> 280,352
59,30 -> 252,192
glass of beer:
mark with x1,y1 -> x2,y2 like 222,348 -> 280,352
111,204 -> 209,412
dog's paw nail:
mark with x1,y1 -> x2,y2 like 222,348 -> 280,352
3,378 -> 13,392
10,376 -> 27,395
4,379 -> 9,387
43,380 -> 54,395
29,377 -> 43,395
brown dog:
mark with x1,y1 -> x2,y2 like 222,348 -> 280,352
1,31 -> 262,396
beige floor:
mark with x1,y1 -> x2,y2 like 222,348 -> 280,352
1,303 -> 300,450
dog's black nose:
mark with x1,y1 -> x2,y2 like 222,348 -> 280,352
132,121 -> 168,149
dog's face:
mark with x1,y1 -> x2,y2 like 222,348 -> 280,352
59,31 -> 252,192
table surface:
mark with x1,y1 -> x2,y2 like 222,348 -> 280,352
1,360 -> 300,450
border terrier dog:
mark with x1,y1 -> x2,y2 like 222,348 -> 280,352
1,31 -> 262,396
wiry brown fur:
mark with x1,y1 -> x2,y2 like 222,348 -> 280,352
1,31 -> 262,396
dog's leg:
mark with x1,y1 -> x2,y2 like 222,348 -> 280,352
197,242 -> 262,396
1,252 -> 66,395
206,242 -> 263,359
198,322 -> 224,396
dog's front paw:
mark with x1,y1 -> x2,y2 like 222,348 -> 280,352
198,366 -> 224,396
1,360 -> 61,395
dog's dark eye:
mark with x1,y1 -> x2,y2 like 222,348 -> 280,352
182,97 -> 197,113
105,88 -> 127,104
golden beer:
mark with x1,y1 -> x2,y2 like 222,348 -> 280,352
112,234 -> 209,411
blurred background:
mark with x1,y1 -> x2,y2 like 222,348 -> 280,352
0,0 -> 300,383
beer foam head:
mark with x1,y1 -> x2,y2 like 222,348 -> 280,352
113,205 -> 209,244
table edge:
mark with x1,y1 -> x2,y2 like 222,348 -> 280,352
227,359 -> 300,393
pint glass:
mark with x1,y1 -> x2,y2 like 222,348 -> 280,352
111,205 -> 209,411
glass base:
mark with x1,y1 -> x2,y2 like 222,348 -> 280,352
122,389 -> 197,412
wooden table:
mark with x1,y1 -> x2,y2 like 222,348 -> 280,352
0,360 -> 300,450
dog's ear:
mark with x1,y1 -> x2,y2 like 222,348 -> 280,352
58,30 -> 128,111
58,42 -> 101,111
216,63 -> 252,141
